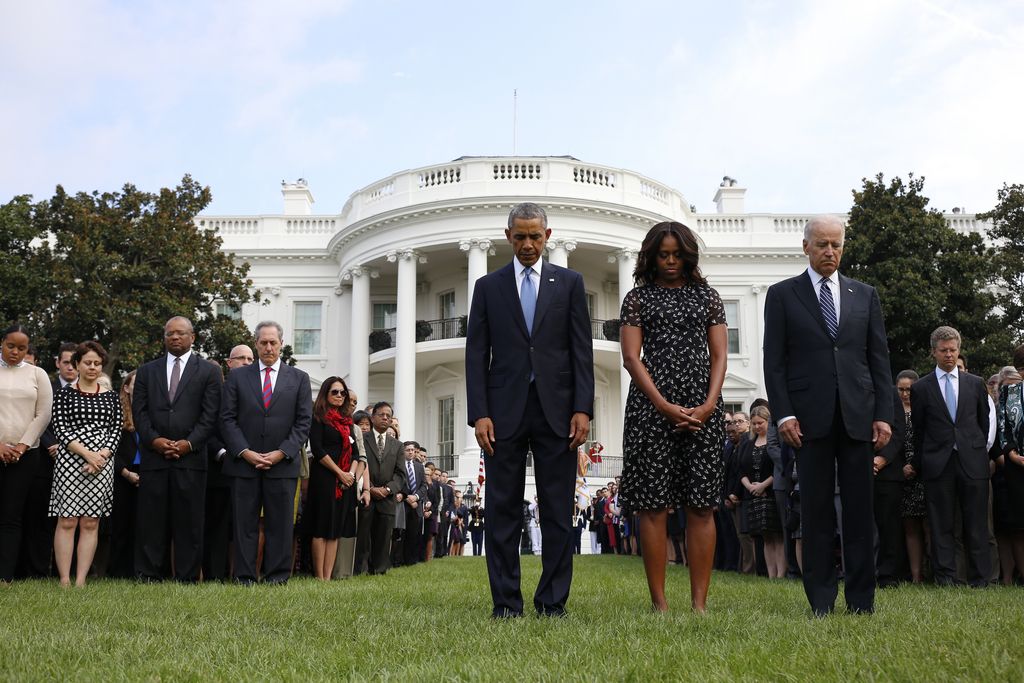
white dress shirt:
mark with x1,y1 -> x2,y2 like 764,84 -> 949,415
806,266 -> 841,325
258,358 -> 282,393
166,349 -> 192,389
514,257 -> 542,304
933,365 -> 997,451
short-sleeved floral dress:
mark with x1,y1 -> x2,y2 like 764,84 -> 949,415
618,282 -> 726,514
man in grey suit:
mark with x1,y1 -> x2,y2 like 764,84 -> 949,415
910,326 -> 995,586
353,401 -> 404,575
763,215 -> 893,616
220,321 -> 312,584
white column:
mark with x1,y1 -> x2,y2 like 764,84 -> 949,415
610,248 -> 638,420
752,284 -> 767,398
389,249 -> 426,440
342,265 -> 377,402
460,239 -> 492,464
547,238 -> 577,268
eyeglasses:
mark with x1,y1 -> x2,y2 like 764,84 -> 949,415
897,387 -> 912,393
329,389 -> 347,396
230,356 -> 253,361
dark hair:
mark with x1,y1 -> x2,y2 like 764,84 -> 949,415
1,323 -> 29,342
72,340 -> 108,366
1013,344 -> 1024,372
372,401 -> 392,416
313,376 -> 349,421
402,440 -> 418,449
633,222 -> 705,286
750,397 -> 770,412
425,461 -> 435,469
352,410 -> 371,424
57,342 -> 77,358
895,369 -> 919,383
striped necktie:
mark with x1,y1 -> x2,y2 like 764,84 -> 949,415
819,277 -> 839,340
262,367 -> 273,409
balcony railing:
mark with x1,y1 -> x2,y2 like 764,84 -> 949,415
369,317 -> 466,352
591,319 -> 621,342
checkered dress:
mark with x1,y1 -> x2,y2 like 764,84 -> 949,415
49,385 -> 123,518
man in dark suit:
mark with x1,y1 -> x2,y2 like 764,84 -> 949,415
221,321 -> 311,584
132,317 -> 222,582
910,326 -> 994,587
465,202 -> 595,618
353,401 -> 404,575
435,469 -> 454,558
763,215 -> 893,616
873,387 -> 910,587
399,441 -> 428,567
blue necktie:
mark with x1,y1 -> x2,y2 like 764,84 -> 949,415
407,460 -> 416,490
521,267 -> 536,336
944,373 -> 957,421
819,277 -> 839,340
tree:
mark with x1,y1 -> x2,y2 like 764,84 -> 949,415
842,173 -> 1008,379
0,175 -> 259,376
0,195 -> 57,343
979,183 -> 1024,346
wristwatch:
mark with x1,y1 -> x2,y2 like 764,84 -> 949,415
384,486 -> 392,495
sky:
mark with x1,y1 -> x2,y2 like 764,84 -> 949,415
2,0 -> 1021,217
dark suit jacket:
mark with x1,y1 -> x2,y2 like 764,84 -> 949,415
132,353 -> 222,471
465,260 -> 595,438
401,459 -> 429,519
362,430 -> 404,515
875,389 -> 907,482
763,271 -> 893,441
220,362 -> 312,479
910,370 -> 990,481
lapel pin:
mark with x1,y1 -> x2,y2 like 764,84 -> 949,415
549,278 -> 555,282
847,288 -> 853,293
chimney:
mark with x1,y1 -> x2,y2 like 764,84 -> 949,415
713,176 -> 746,214
281,179 -> 314,215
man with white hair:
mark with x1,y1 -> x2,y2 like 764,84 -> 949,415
763,215 -> 893,616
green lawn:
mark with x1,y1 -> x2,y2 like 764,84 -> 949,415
1,555 -> 1021,682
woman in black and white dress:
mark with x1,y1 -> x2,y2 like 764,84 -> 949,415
49,341 -> 122,587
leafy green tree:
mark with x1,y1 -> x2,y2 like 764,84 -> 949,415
21,175 -> 259,376
979,183 -> 1024,347
842,173 -> 1008,378
0,196 -> 57,343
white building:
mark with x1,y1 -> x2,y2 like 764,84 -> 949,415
198,156 -> 988,490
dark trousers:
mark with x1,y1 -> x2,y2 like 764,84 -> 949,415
17,452 -> 55,578
0,448 -> 39,581
202,485 -> 232,581
135,468 -> 206,581
231,476 -> 296,583
714,507 -> 739,571
775,489 -> 800,577
471,529 -> 484,556
925,451 -> 991,586
354,500 -> 394,575
436,517 -> 450,557
107,467 -> 139,578
873,479 -> 909,586
485,383 -> 576,616
798,406 -> 875,614
403,510 -> 423,567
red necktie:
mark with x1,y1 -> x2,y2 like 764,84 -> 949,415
262,367 -> 273,409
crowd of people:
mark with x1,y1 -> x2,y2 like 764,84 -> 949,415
0,320 -> 482,586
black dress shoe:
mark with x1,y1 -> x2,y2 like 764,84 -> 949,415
537,607 -> 568,618
810,606 -> 834,618
491,607 -> 523,619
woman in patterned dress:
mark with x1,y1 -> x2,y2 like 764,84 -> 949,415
620,221 -> 727,613
49,341 -> 122,587
895,370 -> 926,584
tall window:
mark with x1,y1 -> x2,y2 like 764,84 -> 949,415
372,303 -> 397,330
723,301 -> 740,354
293,302 -> 322,355
437,396 -> 455,471
438,290 -> 456,319
215,301 -> 241,320
585,292 -> 596,320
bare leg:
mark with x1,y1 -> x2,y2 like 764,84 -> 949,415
904,518 -> 925,583
795,539 -> 803,573
311,538 -> 326,580
685,506 -> 716,613
54,517 -> 78,587
637,510 -> 669,611
75,517 -> 100,587
323,539 -> 338,580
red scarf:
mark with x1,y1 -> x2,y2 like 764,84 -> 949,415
322,409 -> 353,499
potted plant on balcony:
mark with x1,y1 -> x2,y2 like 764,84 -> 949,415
602,318 -> 621,341
369,330 -> 392,353
415,320 -> 434,342
458,315 -> 468,338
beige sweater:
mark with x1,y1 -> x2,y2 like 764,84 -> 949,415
0,364 -> 53,449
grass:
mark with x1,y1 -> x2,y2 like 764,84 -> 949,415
1,555 -> 1022,682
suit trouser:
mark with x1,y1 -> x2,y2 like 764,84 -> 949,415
471,530 -> 484,556
798,406 -> 875,614
202,484 -> 232,581
17,451 -> 55,578
485,382 -> 576,615
403,510 -> 423,567
925,451 -> 990,586
0,449 -> 38,581
136,468 -> 206,581
436,518 -> 450,557
873,479 -> 909,585
107,467 -> 139,578
354,500 -> 394,575
732,507 -> 756,574
231,476 -> 296,583
714,507 -> 739,571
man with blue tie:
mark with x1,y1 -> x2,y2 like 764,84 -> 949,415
466,202 -> 595,618
763,215 -> 893,616
910,326 -> 995,586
